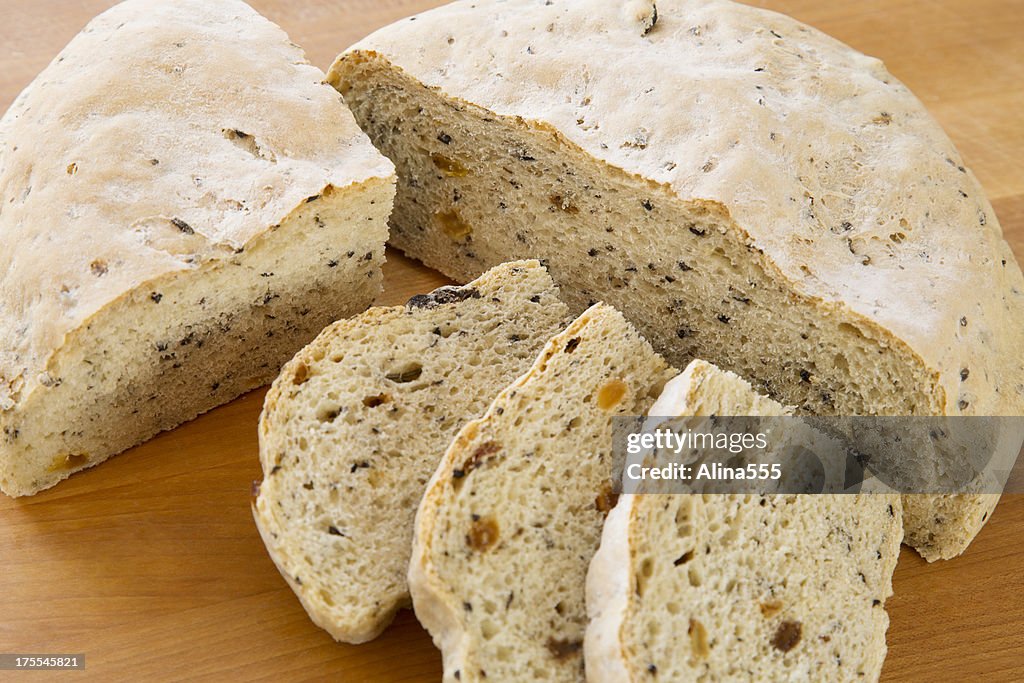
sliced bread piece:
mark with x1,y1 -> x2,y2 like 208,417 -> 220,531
253,260 -> 570,643
409,304 -> 676,683
331,0 -> 1023,560
0,0 -> 395,496
586,360 -> 903,682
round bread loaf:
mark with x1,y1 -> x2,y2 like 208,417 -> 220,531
330,0 -> 1024,560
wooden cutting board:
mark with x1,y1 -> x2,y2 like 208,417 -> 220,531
1,1 -> 1022,680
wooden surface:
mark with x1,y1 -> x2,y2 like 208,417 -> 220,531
1,0 -> 1022,680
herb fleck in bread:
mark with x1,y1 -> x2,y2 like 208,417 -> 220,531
409,304 -> 676,682
331,0 -> 1023,560
253,260 -> 569,643
586,360 -> 902,682
0,0 -> 395,496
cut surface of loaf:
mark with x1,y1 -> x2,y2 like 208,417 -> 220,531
409,304 -> 676,683
331,0 -> 1024,560
0,0 -> 395,496
585,359 -> 903,682
254,260 -> 570,643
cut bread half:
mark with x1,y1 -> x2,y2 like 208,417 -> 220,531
409,304 -> 676,682
585,360 -> 903,682
331,0 -> 1024,560
0,0 -> 394,496
253,260 -> 569,643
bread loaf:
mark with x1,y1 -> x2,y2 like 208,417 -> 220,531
409,303 -> 675,682
253,260 -> 569,643
331,0 -> 1024,560
585,360 -> 902,682
0,0 -> 395,496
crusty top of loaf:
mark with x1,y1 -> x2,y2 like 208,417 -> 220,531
0,0 -> 393,411
349,0 -> 1024,416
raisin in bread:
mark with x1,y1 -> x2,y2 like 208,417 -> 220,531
0,0 -> 395,496
586,360 -> 903,682
330,0 -> 1024,560
409,304 -> 676,683
253,260 -> 569,643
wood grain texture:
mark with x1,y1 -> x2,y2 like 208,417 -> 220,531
0,1 -> 1021,681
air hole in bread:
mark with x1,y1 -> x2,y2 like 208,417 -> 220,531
837,322 -> 866,339
385,362 -> 423,383
481,619 -> 499,640
316,406 -> 340,423
688,566 -> 702,588
673,550 -> 694,566
636,557 -> 654,596
688,618 -> 710,658
646,619 -> 661,639
434,324 -> 456,339
675,499 -> 692,524
436,209 -> 472,239
708,246 -> 734,272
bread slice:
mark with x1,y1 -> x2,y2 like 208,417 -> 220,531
409,304 -> 676,683
0,0 -> 395,496
331,0 -> 1023,560
253,260 -> 569,643
586,360 -> 903,682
